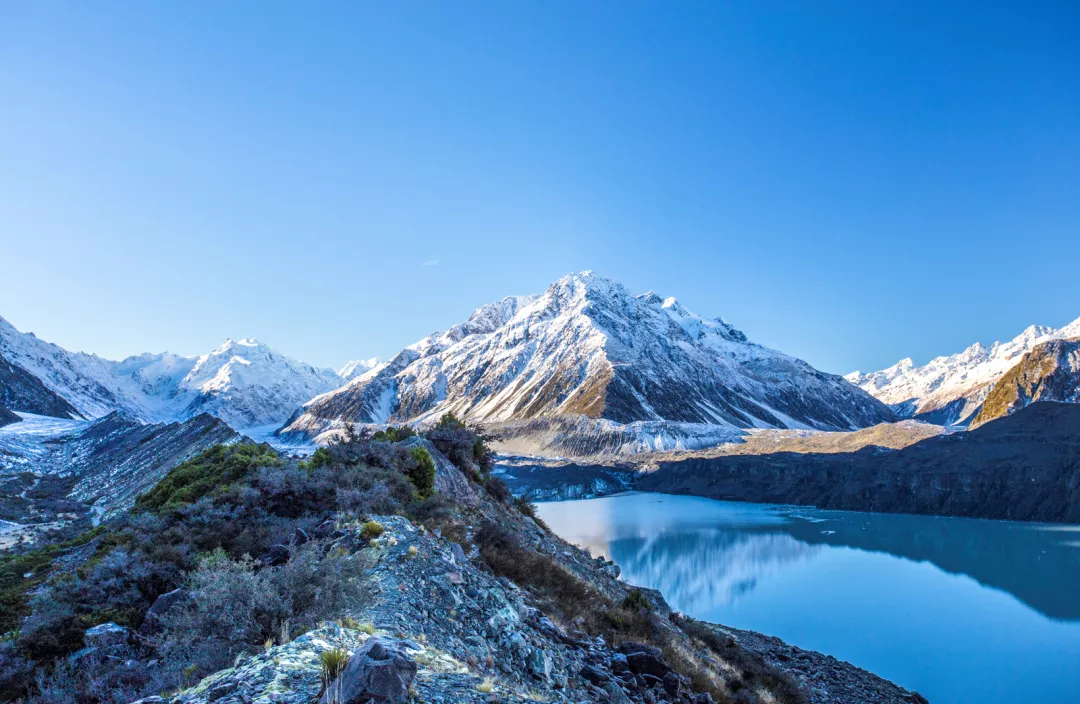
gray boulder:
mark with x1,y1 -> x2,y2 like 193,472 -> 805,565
527,647 -> 552,681
320,637 -> 417,704
140,587 -> 190,634
256,544 -> 291,568
84,622 -> 130,649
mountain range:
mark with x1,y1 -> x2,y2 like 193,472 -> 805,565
4,273 -> 1079,454
0,316 -> 373,430
847,317 -> 1080,426
278,272 -> 894,443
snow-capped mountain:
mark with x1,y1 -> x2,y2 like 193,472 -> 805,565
279,271 -> 894,443
847,316 -> 1080,425
338,357 -> 380,382
0,316 -> 346,429
172,338 -> 344,428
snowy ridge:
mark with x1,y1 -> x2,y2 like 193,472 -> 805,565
847,316 -> 1080,425
280,271 -> 893,443
0,316 -> 351,430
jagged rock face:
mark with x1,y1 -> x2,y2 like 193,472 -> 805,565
1,410 -> 240,515
0,403 -> 22,428
282,272 -> 894,442
0,316 -> 343,429
0,352 -> 83,419
971,338 -> 1080,428
847,317 -> 1080,425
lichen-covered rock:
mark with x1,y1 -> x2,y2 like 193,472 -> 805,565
84,622 -> 130,649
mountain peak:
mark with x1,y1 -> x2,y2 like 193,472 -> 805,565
279,273 -> 893,441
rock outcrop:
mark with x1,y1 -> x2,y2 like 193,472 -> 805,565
161,512 -> 922,704
970,338 -> 1080,428
0,403 -> 20,428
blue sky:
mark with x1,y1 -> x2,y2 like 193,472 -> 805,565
1,1 -> 1077,374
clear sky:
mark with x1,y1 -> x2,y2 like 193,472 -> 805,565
1,1 -> 1078,375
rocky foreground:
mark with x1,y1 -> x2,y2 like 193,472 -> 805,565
132,512 -> 924,704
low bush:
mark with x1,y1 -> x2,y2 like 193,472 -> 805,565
135,443 -> 279,512
370,426 -> 416,443
407,447 -> 436,499
622,588 -> 649,612
675,616 -> 805,704
483,475 -> 512,504
301,447 -> 331,470
154,542 -> 369,680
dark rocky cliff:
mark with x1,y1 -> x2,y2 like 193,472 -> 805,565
639,402 -> 1080,523
0,404 -> 20,429
0,353 -> 82,419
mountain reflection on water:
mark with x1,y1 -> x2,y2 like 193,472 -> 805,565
540,492 -> 1080,622
537,492 -> 1080,704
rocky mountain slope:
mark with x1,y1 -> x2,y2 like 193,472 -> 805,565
168,513 -> 919,704
0,351 -> 83,419
0,427 -> 921,704
970,338 -> 1080,428
0,410 -> 240,541
281,272 -> 894,444
847,317 -> 1080,425
638,402 -> 1080,523
0,316 -> 346,429
0,405 -> 20,429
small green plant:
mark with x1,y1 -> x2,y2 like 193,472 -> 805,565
371,426 -> 417,442
407,447 -> 436,499
622,588 -> 649,612
361,521 -> 385,540
321,646 -> 350,703
320,647 -> 349,681
301,447 -> 331,470
435,412 -> 464,430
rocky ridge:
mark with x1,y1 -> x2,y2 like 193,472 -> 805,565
155,512 -> 921,704
0,351 -> 83,420
970,337 -> 1080,428
0,404 -> 19,429
638,402 -> 1080,524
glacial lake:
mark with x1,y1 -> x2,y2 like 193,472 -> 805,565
536,492 -> 1080,704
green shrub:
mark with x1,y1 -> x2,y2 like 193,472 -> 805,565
320,646 -> 349,685
435,413 -> 464,430
371,426 -> 416,443
135,443 -> 279,512
301,447 -> 331,470
407,447 -> 436,499
622,588 -> 649,612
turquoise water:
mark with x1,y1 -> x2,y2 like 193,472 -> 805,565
536,492 -> 1080,704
